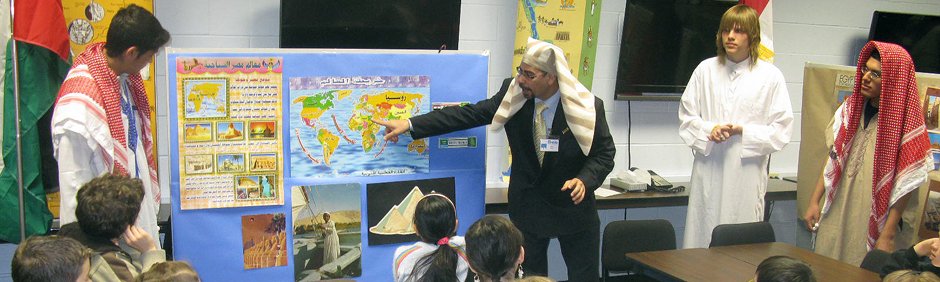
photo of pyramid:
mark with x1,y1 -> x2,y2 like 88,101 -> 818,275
368,186 -> 423,235
366,177 -> 455,246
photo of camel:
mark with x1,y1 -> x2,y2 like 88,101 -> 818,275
241,213 -> 287,269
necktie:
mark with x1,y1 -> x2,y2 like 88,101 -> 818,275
533,102 -> 548,165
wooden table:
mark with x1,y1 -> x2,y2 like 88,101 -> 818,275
625,242 -> 880,282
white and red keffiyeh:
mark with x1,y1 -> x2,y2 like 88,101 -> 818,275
822,41 -> 930,249
55,42 -> 160,203
491,38 -> 597,155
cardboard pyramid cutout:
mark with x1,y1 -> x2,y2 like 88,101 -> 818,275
369,186 -> 424,235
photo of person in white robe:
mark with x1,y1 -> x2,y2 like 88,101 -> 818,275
321,212 -> 341,265
678,4 -> 793,248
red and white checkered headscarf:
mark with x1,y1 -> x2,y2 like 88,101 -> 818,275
491,38 -> 596,155
822,41 -> 929,249
56,42 -> 160,203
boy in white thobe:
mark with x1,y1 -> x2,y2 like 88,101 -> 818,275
678,4 -> 793,248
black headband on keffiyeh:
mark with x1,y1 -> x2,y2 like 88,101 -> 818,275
821,41 -> 930,250
491,38 -> 597,155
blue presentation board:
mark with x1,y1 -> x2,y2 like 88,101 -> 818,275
166,48 -> 489,281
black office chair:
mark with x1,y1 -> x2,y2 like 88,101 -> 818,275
859,249 -> 891,273
709,221 -> 776,247
602,219 -> 676,282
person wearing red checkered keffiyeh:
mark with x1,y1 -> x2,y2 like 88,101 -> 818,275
805,41 -> 932,266
51,5 -> 170,247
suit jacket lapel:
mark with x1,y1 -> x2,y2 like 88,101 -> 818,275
520,99 -> 540,167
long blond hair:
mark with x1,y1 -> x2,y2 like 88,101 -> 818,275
715,4 -> 761,66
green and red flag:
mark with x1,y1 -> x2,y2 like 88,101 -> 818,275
0,0 -> 71,243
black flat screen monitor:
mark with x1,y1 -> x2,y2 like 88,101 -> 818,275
868,11 -> 940,74
615,0 -> 736,99
280,0 -> 461,50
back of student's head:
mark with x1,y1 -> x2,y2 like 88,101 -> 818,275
756,256 -> 816,282
105,4 -> 170,58
883,270 -> 940,282
466,215 -> 524,282
76,174 -> 145,240
12,235 -> 91,282
136,261 -> 201,282
411,193 -> 459,282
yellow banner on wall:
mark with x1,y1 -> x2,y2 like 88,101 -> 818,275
513,0 -> 601,90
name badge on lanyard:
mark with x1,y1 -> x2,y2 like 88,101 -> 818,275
539,134 -> 559,152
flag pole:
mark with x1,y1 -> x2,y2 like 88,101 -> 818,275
9,0 -> 27,242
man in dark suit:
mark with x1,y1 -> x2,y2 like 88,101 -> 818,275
374,38 -> 615,281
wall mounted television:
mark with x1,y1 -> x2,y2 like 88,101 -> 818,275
614,0 -> 736,101
868,11 -> 940,74
280,0 -> 461,50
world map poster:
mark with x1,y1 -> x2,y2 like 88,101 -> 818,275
175,57 -> 285,210
289,76 -> 431,178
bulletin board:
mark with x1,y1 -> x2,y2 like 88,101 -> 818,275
167,48 -> 489,281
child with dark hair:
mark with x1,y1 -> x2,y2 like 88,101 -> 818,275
59,174 -> 165,281
754,256 -> 816,282
12,235 -> 91,282
465,215 -> 526,282
136,261 -> 201,282
393,193 -> 469,282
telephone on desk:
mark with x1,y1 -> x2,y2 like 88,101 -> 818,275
610,167 -> 684,193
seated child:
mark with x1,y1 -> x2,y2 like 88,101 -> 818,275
136,261 -> 201,282
59,174 -> 166,281
882,238 -> 940,278
393,192 -> 469,282
754,255 -> 815,282
465,215 -> 526,282
12,235 -> 91,282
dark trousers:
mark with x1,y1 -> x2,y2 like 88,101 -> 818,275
521,223 -> 600,282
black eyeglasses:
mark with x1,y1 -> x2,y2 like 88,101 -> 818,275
862,66 -> 882,80
516,66 -> 544,81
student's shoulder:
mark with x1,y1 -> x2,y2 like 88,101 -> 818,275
754,60 -> 786,78
450,236 -> 466,246
700,57 -> 720,67
690,57 -> 721,74
93,252 -> 136,281
394,242 -> 429,258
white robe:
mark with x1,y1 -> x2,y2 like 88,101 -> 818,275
321,220 -> 341,265
52,78 -> 161,245
678,57 -> 793,248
